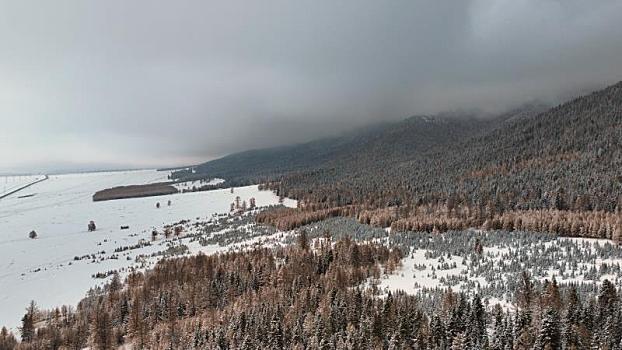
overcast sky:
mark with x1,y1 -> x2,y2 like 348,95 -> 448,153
2,0 -> 622,173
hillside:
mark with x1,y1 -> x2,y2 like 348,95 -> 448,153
334,80 -> 622,213
177,82 -> 622,238
5,229 -> 622,350
445,80 -> 622,211
178,107 -> 544,187
201,83 -> 620,210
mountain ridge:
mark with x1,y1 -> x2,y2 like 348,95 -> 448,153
179,81 -> 622,216
176,108 -> 534,185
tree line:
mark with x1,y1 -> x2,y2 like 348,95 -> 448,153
255,203 -> 622,241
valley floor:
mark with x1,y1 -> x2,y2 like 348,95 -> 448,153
0,170 -> 296,330
3,173 -> 622,346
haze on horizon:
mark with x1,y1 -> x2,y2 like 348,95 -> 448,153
2,0 -> 622,173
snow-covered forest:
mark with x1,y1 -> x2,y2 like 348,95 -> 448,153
187,81 -> 622,245
4,206 -> 622,349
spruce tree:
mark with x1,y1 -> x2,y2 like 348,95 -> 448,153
19,301 -> 37,342
534,307 -> 561,350
468,294 -> 487,347
430,314 -> 447,349
491,305 -> 505,350
598,279 -> 618,318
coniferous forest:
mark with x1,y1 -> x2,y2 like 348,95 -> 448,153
181,82 -> 622,241
4,233 -> 622,350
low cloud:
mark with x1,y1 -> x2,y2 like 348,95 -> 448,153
1,0 -> 622,172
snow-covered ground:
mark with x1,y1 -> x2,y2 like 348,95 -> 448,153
0,175 -> 46,198
0,170 -> 295,330
374,231 -> 622,310
297,217 -> 622,311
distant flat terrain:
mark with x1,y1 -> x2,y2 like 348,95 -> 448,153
0,175 -> 47,199
0,169 -> 295,330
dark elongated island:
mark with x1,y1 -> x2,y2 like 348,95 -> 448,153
92,182 -> 178,201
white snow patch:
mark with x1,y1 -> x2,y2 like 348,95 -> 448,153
376,249 -> 468,294
0,175 -> 46,197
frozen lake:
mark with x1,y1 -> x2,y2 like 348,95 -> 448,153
0,170 -> 295,330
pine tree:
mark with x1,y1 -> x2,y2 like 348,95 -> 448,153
430,314 -> 447,349
516,271 -> 534,309
562,286 -> 581,349
544,277 -> 561,312
491,305 -> 505,350
468,294 -> 487,347
449,295 -> 468,342
297,230 -> 309,251
89,306 -> 114,350
514,310 -> 533,350
598,279 -> 618,317
19,300 -> 37,342
534,307 -> 561,350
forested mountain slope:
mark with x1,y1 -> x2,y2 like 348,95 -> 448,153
183,81 -> 622,237
182,103 -> 546,190
180,112 -> 505,186
446,80 -> 622,211
271,82 -> 622,212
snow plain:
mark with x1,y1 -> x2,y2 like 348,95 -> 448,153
0,175 -> 46,198
0,170 -> 295,330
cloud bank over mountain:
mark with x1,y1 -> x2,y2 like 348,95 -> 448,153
2,0 -> 622,172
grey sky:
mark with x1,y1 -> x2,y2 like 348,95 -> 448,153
1,0 -> 622,172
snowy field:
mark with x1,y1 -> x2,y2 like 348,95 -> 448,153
0,170 -> 295,330
0,175 -> 46,198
